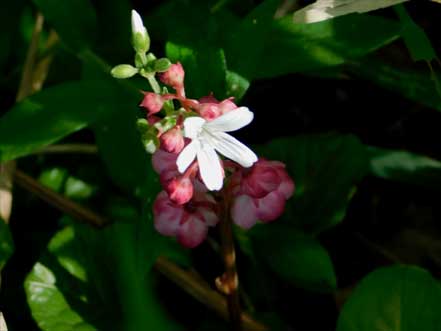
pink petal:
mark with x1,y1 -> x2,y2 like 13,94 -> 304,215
197,207 -> 219,227
152,149 -> 178,174
255,191 -> 286,222
153,191 -> 183,236
231,195 -> 258,229
177,214 -> 208,248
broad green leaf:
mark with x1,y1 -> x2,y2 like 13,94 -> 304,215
257,134 -> 368,234
395,5 -> 436,62
347,58 -> 441,111
226,71 -> 250,102
166,42 -> 227,99
0,80 -> 126,162
226,0 -> 281,79
93,105 -> 151,197
246,14 -> 400,79
25,262 -> 96,331
33,0 -> 97,51
367,147 -> 441,189
0,219 -> 14,270
337,265 -> 441,331
26,219 -> 180,331
251,224 -> 336,292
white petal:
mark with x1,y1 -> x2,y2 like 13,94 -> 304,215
197,144 -> 223,191
183,117 -> 206,139
205,107 -> 254,132
208,131 -> 257,168
131,10 -> 146,35
176,140 -> 199,173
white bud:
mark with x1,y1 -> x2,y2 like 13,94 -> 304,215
131,10 -> 147,35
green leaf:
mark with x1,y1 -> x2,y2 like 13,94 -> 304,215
242,14 -> 400,79
25,262 -> 96,331
395,5 -> 437,62
0,219 -> 14,270
64,176 -> 96,200
93,106 -> 151,197
347,58 -> 441,111
226,70 -> 250,101
33,0 -> 97,51
367,147 -> 441,189
226,0 -> 281,79
166,42 -> 227,99
0,80 -> 126,162
39,168 -> 68,193
257,134 -> 368,234
251,224 -> 336,292
26,220 -> 180,331
337,265 -> 441,331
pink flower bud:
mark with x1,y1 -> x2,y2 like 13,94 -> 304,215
152,149 -> 177,174
197,103 -> 221,121
140,92 -> 164,115
160,62 -> 185,93
165,176 -> 194,205
219,98 -> 237,114
229,158 -> 295,229
153,191 -> 184,236
153,191 -> 219,248
242,161 -> 281,199
199,94 -> 218,104
159,126 -> 185,154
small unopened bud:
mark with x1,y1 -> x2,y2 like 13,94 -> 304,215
111,64 -> 138,79
160,62 -> 185,91
160,126 -> 185,154
131,10 -> 150,53
140,92 -> 164,115
197,103 -> 221,121
219,98 -> 237,114
153,58 -> 172,72
166,176 -> 194,205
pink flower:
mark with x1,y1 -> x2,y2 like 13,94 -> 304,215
153,191 -> 219,248
230,159 -> 294,229
165,176 -> 194,205
160,62 -> 185,96
140,92 -> 164,115
160,126 -> 185,154
195,96 -> 238,121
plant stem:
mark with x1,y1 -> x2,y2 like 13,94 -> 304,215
13,170 -> 108,228
145,73 -> 161,94
219,199 -> 242,330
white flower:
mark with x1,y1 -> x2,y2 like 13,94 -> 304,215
177,107 -> 258,191
131,10 -> 147,36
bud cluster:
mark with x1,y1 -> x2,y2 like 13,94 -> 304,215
111,10 -> 295,248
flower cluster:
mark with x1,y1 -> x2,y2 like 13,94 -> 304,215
112,10 -> 295,248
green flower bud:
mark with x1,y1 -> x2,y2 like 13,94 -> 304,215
153,58 -> 172,72
131,10 -> 150,53
136,118 -> 149,133
111,64 -> 138,79
134,53 -> 147,68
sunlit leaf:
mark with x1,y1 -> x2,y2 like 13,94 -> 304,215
293,0 -> 409,24
0,80 -> 129,162
368,147 -> 441,189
